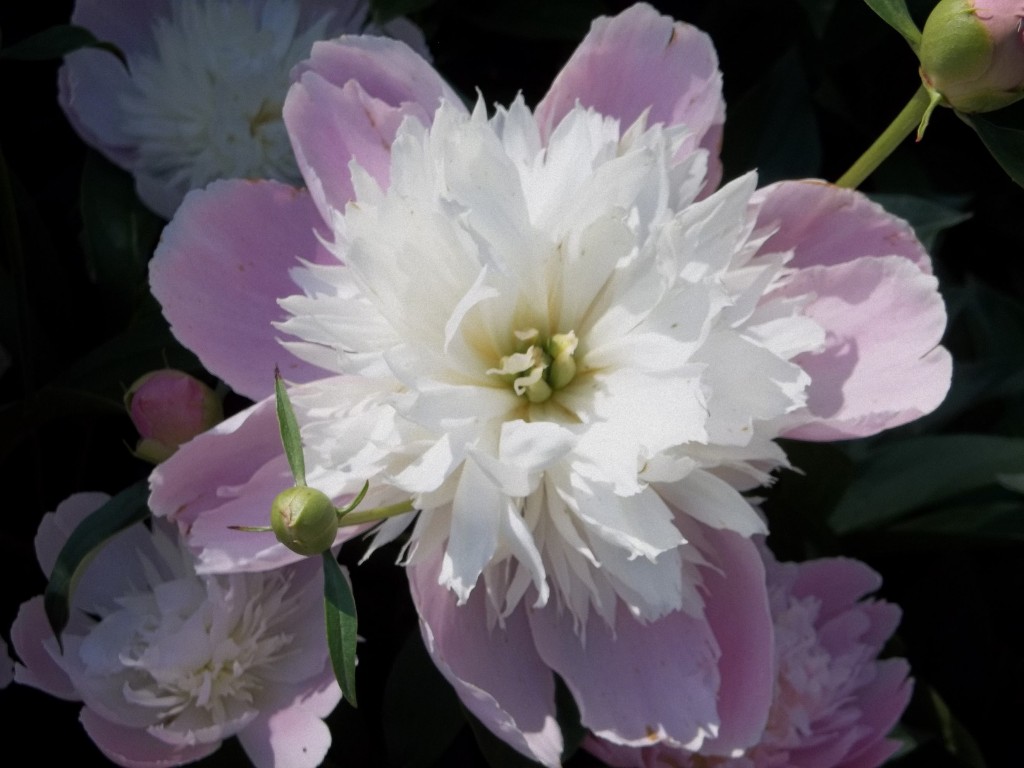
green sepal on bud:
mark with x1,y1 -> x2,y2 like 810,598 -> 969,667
919,0 -> 1024,117
270,486 -> 339,556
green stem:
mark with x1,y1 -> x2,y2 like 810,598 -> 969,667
835,85 -> 931,189
338,499 -> 415,527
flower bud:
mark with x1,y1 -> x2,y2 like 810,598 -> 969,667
124,369 -> 223,463
919,0 -> 1024,113
270,486 -> 338,556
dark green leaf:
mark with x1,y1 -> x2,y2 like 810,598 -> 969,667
862,0 -> 921,52
927,686 -> 989,768
869,193 -> 971,251
961,110 -> 1024,189
1,24 -> 126,66
830,435 -> 1024,533
44,481 -> 150,645
79,152 -> 163,315
889,500 -> 1024,541
275,368 -> 306,487
370,0 -> 436,24
723,49 -> 821,184
322,552 -> 359,707
383,631 -> 465,768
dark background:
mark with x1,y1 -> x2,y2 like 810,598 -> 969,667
1,1 -> 1021,766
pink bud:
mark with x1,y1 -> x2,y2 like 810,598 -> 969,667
920,0 -> 1024,112
124,369 -> 223,463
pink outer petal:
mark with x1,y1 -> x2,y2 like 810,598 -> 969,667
407,559 -> 563,768
535,3 -> 725,193
150,398 -> 313,573
237,666 -> 342,768
150,179 -> 334,401
779,255 -> 952,440
58,0 -> 173,169
80,707 -> 220,768
752,180 -> 932,273
529,524 -> 772,755
691,526 -> 774,756
285,36 -> 463,222
11,597 -> 78,701
788,557 -> 882,622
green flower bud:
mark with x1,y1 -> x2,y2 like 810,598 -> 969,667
270,486 -> 338,556
920,0 -> 1024,113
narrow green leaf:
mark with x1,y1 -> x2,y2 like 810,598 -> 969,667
275,367 -> 306,486
44,481 -> 150,645
383,631 -> 465,768
322,552 -> 359,707
830,435 -> 1024,533
1,24 -> 127,66
890,501 -> 1024,541
927,686 -> 989,768
862,0 -> 922,53
961,111 -> 1024,189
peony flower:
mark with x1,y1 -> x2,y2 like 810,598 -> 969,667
10,492 -> 341,768
125,368 -> 224,463
59,0 -> 430,218
147,3 -> 950,763
585,545 -> 913,768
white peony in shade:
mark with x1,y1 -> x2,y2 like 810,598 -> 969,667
148,3 -> 949,764
10,493 -> 341,768
58,0 -> 429,218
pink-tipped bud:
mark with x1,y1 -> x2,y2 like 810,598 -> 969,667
920,0 -> 1024,112
124,369 -> 223,463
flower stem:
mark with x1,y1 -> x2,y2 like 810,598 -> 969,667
835,85 -> 931,189
338,499 -> 415,527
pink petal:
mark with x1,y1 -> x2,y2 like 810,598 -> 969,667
11,597 -> 78,701
58,0 -> 173,169
149,179 -> 334,400
694,526 -> 774,756
780,256 -> 951,440
80,707 -> 220,768
285,36 -> 463,222
788,557 -> 882,622
753,180 -> 932,273
236,668 -> 342,768
408,559 -> 563,768
529,523 -> 772,755
535,3 -> 725,192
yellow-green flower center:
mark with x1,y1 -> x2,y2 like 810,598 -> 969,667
488,329 -> 578,403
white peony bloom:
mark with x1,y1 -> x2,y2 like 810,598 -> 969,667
11,493 -> 339,767
276,97 -> 826,630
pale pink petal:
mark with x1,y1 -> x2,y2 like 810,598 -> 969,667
58,0 -> 173,168
528,596 -> 718,750
11,597 -> 78,700
693,527 -> 774,756
150,179 -> 334,400
752,180 -> 932,272
837,660 -> 913,767
408,559 -> 563,768
788,557 -> 882,622
528,523 -> 771,754
780,255 -> 952,440
237,668 -> 341,768
33,491 -> 112,575
535,3 -> 725,192
80,708 -> 220,768
285,36 -> 463,221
